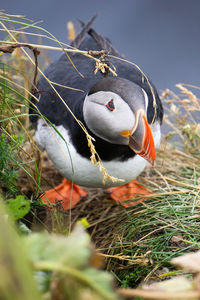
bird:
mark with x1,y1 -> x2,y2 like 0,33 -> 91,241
30,16 -> 163,209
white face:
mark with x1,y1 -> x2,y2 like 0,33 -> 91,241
83,91 -> 135,145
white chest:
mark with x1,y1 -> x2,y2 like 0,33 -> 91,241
35,119 -> 160,188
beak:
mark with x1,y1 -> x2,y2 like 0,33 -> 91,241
120,112 -> 155,165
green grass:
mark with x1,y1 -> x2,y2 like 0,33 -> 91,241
115,181 -> 200,287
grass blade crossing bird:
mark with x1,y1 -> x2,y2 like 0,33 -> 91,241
30,17 -> 163,209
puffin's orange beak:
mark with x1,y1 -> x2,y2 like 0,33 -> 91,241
120,113 -> 155,165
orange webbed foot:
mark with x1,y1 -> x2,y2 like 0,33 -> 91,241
107,179 -> 152,207
40,178 -> 87,209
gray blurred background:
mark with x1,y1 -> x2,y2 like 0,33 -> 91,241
1,0 -> 200,94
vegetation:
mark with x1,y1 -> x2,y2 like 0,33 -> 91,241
0,12 -> 200,299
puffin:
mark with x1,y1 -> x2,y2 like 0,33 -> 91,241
30,17 -> 163,209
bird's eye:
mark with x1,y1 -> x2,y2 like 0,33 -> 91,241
106,99 -> 115,111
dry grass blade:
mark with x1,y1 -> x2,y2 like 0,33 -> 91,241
108,54 -> 158,124
117,288 -> 200,299
0,19 -> 123,184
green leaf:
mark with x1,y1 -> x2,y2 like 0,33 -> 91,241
24,225 -> 119,300
50,268 -> 119,300
82,267 -> 119,300
24,225 -> 91,268
7,195 -> 30,220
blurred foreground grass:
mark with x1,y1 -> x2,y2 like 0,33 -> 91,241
0,197 -> 118,300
